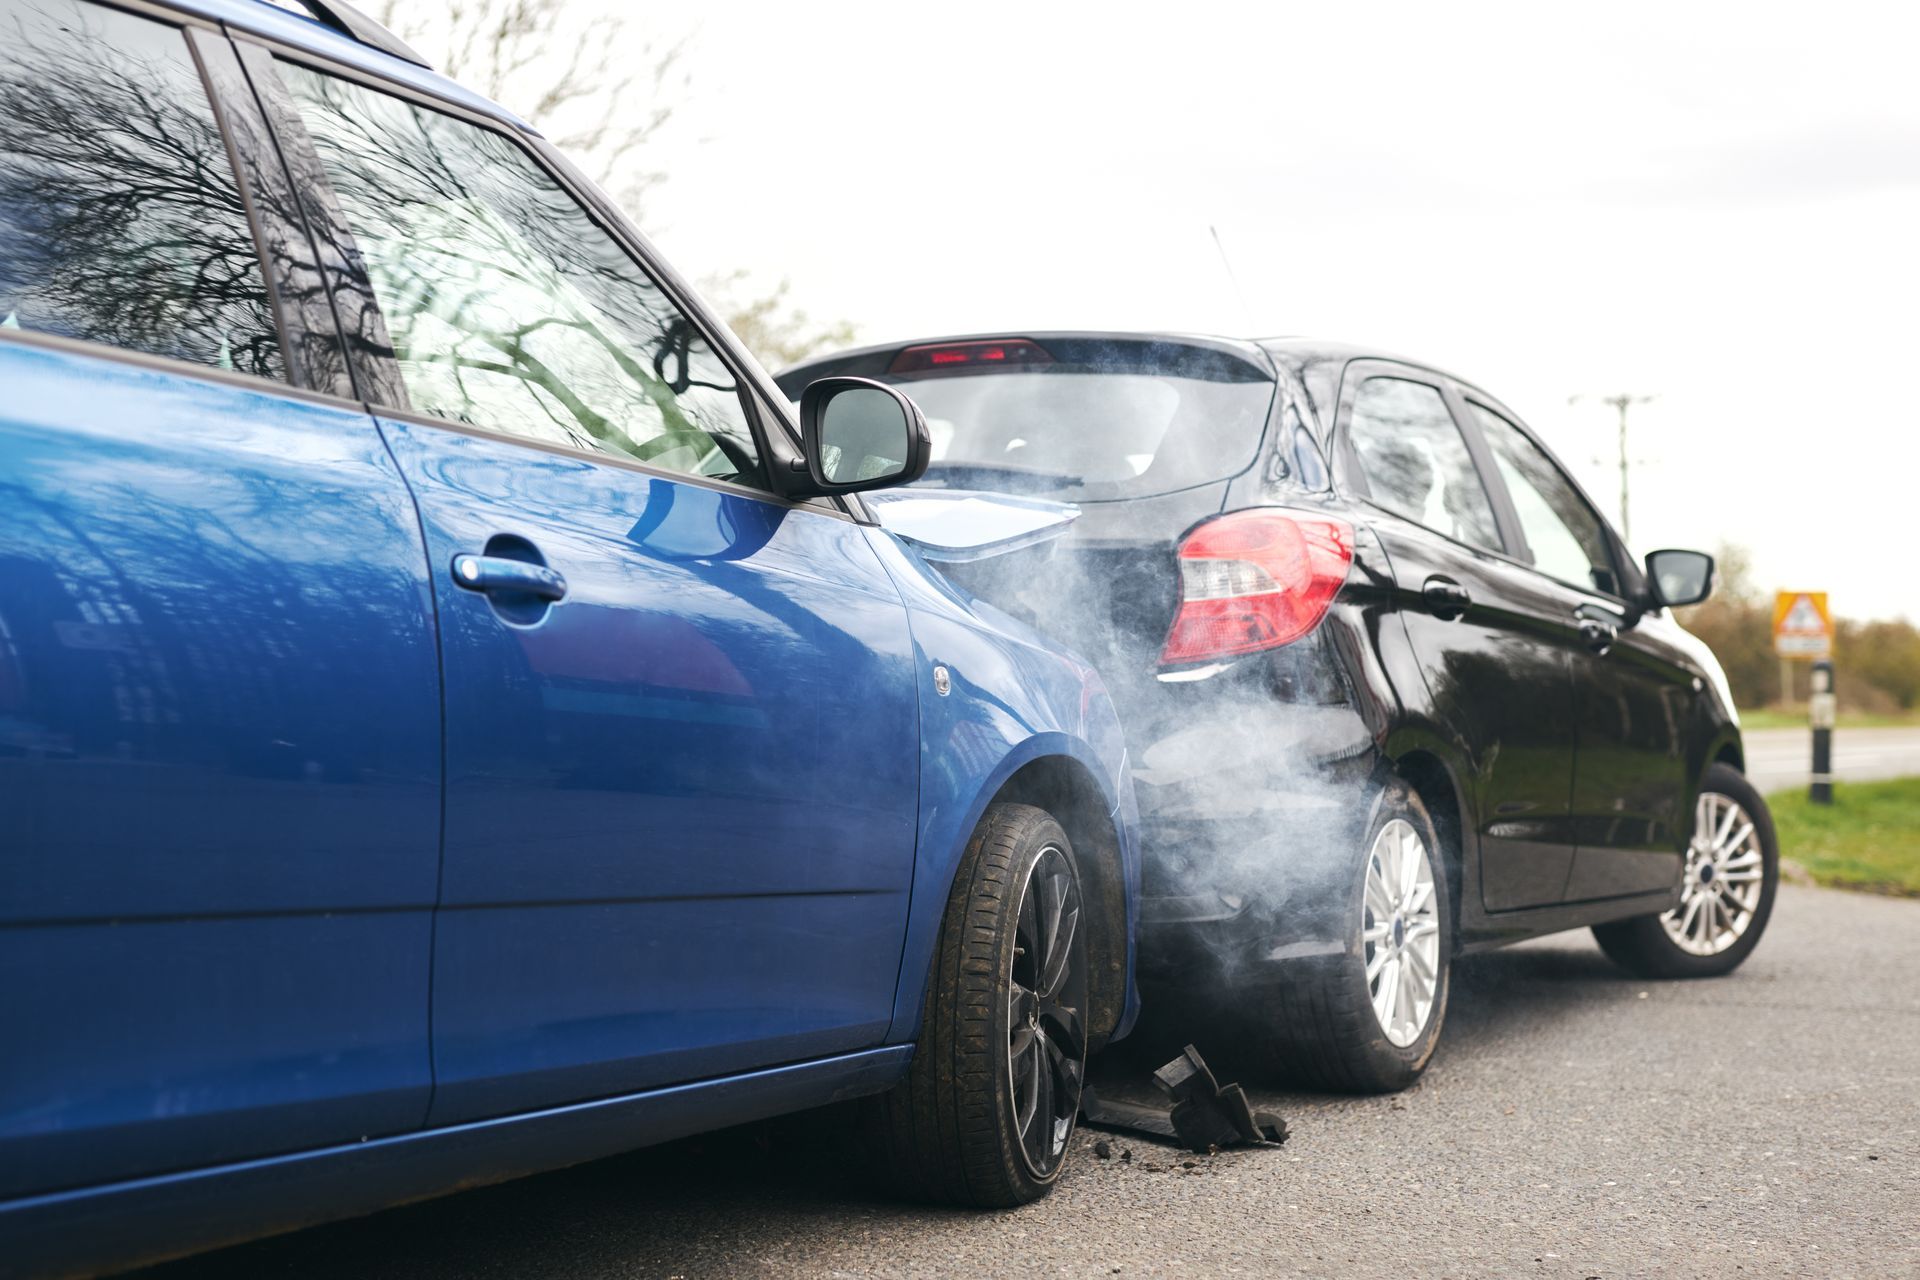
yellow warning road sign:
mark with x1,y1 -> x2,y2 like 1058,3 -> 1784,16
1772,590 -> 1833,660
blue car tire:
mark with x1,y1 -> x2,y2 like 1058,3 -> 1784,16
867,803 -> 1089,1206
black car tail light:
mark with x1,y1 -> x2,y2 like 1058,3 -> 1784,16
1159,509 -> 1353,666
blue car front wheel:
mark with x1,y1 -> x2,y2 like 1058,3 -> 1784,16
866,802 -> 1089,1207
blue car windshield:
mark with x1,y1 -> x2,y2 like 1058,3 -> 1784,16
889,368 -> 1274,501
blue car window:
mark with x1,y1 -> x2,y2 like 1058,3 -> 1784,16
278,64 -> 767,491
0,0 -> 284,378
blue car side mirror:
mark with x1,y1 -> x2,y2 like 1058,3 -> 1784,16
789,377 -> 932,497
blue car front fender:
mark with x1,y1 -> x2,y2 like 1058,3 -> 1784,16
861,529 -> 1141,1050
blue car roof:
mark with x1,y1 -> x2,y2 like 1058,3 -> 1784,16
160,0 -> 534,133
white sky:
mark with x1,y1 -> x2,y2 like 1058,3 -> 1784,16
571,0 -> 1919,620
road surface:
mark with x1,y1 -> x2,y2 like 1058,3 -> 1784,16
141,884 -> 1920,1279
1742,725 -> 1920,793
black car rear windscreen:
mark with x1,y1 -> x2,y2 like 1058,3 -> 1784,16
874,340 -> 1274,502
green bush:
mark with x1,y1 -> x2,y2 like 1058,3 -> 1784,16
1676,544 -> 1920,712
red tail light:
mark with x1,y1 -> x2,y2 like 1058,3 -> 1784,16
1159,509 -> 1353,666
887,338 -> 1053,374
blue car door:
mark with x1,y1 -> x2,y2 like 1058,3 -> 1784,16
0,0 -> 440,1195
271,58 -> 922,1123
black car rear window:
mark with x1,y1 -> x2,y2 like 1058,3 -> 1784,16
879,361 -> 1274,501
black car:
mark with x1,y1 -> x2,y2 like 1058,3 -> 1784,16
778,333 -> 1778,1092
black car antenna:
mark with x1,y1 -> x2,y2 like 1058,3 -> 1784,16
1208,224 -> 1257,334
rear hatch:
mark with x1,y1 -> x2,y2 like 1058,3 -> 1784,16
776,334 -> 1278,682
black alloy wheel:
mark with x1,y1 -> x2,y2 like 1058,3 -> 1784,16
862,803 -> 1090,1206
1007,841 -> 1087,1180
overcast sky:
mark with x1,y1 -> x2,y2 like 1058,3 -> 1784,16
574,0 -> 1917,621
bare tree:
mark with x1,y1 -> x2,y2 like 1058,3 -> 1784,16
371,0 -> 854,366
701,272 -> 858,370
371,0 -> 683,209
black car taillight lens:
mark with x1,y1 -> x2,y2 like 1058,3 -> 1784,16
1158,509 -> 1353,666
886,339 -> 1053,374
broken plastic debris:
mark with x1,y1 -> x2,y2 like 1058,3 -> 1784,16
1081,1045 -> 1288,1153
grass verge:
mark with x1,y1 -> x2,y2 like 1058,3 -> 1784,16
1767,777 -> 1920,897
1739,707 -> 1920,730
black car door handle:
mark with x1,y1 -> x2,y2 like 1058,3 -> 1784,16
1576,617 -> 1618,653
1422,576 -> 1471,619
451,554 -> 568,602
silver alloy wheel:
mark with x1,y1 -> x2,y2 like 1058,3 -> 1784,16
1006,844 -> 1085,1179
1662,790 -> 1765,956
1363,818 -> 1442,1048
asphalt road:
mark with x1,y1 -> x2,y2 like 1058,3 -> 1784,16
141,883 -> 1919,1280
1744,726 -> 1920,793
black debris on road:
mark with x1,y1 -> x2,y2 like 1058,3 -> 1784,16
1081,1045 -> 1289,1154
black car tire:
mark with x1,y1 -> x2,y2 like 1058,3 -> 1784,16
1592,763 -> 1779,979
1252,780 -> 1452,1093
864,802 -> 1088,1207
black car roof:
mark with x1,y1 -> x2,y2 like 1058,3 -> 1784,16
782,328 -> 1268,368
775,330 -> 1275,387
777,330 -> 1499,438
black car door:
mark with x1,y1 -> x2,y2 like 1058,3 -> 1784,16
1333,364 -> 1584,911
1462,399 -> 1691,901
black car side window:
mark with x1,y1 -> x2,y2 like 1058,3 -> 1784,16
1469,404 -> 1618,595
0,0 -> 284,378
277,64 -> 767,491
1347,377 -> 1501,552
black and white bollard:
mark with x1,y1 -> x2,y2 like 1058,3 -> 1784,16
1809,659 -> 1835,805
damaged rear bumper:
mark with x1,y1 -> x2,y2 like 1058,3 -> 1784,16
1121,667 -> 1390,987
1134,790 -> 1374,984
1137,894 -> 1352,983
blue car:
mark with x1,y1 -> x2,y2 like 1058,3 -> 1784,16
0,0 -> 1138,1271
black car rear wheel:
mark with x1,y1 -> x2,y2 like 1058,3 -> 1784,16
864,802 -> 1088,1206
1592,763 -> 1779,979
1251,780 -> 1452,1093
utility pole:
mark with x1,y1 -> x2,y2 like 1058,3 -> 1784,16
1569,393 -> 1656,546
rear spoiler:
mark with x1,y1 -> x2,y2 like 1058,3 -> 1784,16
775,332 -> 1273,396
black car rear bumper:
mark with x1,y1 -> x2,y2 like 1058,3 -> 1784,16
1126,692 -> 1384,986
1133,802 -> 1370,985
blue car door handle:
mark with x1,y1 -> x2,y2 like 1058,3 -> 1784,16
450,554 -> 568,602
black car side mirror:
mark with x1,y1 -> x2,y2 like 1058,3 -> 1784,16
1645,549 -> 1715,608
786,377 -> 931,498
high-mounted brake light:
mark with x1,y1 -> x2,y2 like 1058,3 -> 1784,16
888,338 -> 1053,374
1159,509 -> 1354,667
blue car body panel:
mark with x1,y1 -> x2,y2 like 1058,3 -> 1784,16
1,1047 -> 912,1279
0,1 -> 1139,1270
861,528 -> 1141,1046
0,342 -> 442,1197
